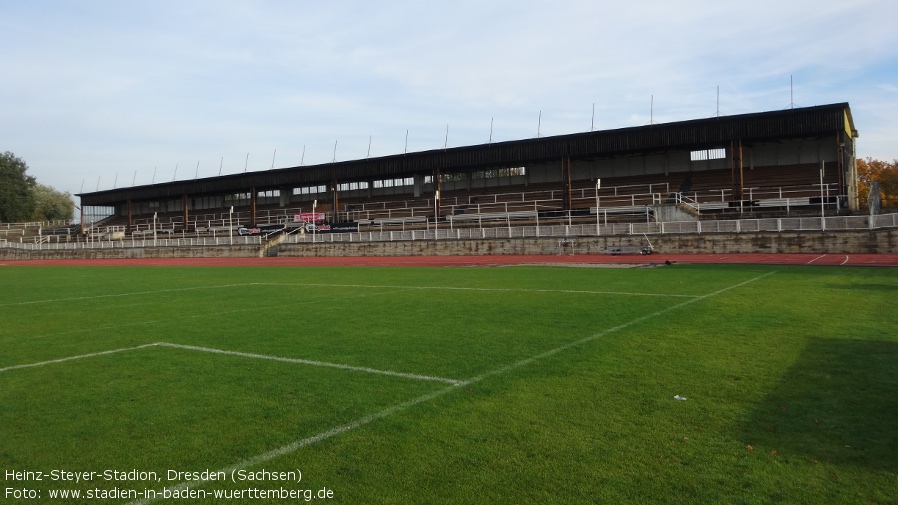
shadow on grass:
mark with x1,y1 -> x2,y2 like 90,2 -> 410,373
733,338 -> 898,472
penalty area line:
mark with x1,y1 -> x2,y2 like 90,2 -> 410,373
156,342 -> 464,385
0,343 -> 163,373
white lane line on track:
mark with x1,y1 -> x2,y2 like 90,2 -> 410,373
807,254 -> 827,264
127,271 -> 776,505
156,342 -> 464,385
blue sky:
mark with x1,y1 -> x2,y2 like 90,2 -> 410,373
2,0 -> 897,198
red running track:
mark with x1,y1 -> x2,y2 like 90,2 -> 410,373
2,253 -> 898,267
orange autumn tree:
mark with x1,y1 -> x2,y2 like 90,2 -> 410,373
856,157 -> 898,210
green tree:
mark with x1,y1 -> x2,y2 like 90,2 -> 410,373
32,183 -> 74,222
0,151 -> 37,222
857,157 -> 898,209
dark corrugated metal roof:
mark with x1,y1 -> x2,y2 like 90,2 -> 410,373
79,103 -> 854,206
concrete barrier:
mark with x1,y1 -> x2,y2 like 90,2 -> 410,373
1,228 -> 895,260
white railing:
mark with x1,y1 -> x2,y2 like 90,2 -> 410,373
673,188 -> 841,214
2,236 -> 262,251
0,219 -> 73,230
3,213 -> 896,251
283,212 -> 898,244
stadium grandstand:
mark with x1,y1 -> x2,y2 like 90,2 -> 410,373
6,101 -> 896,257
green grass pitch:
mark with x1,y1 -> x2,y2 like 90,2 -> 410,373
1,264 -> 896,504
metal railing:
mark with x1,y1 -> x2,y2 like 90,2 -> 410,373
2,236 -> 262,251
284,212 -> 898,244
2,213 -> 895,251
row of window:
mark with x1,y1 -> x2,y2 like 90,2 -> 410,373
690,148 -> 726,161
290,168 -> 528,195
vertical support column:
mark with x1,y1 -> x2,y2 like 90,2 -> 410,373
738,140 -> 744,201
127,200 -> 133,236
250,186 -> 257,226
835,132 -> 844,205
433,167 -> 442,220
561,155 -> 572,210
844,129 -> 859,210
730,140 -> 744,201
182,194 -> 189,231
79,202 -> 85,236
331,178 -> 340,222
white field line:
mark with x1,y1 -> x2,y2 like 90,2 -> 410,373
253,282 -> 698,298
157,342 -> 463,385
465,271 -> 778,384
0,283 -> 259,307
840,255 -> 850,266
126,383 -> 461,505
128,271 -> 775,505
0,343 -> 162,373
0,340 -> 460,385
